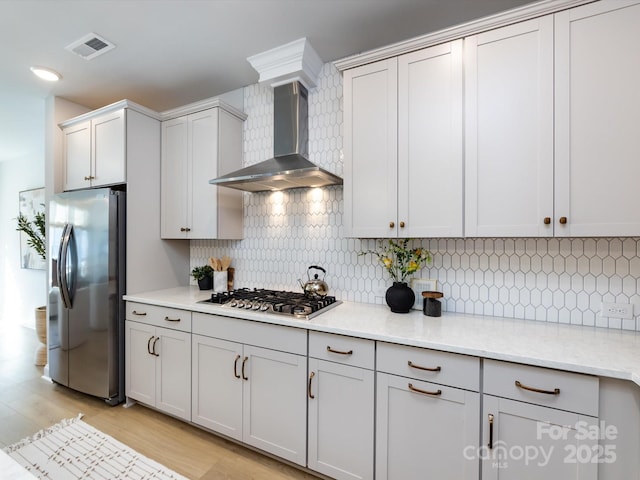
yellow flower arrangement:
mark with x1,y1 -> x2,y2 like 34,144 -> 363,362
359,238 -> 431,283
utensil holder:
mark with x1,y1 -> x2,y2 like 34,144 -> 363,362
214,271 -> 228,292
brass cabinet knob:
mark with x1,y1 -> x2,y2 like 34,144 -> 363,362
389,221 -> 395,228
399,221 -> 405,228
559,217 -> 568,225
180,227 -> 192,232
543,217 -> 551,225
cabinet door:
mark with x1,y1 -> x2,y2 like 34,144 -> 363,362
376,373 -> 479,480
398,40 -> 463,237
155,326 -> 191,420
92,109 -> 126,187
125,320 -> 156,406
308,359 -> 374,480
63,120 -> 91,191
189,109 -> 219,238
191,334 -> 243,441
343,58 -> 398,238
555,0 -> 640,236
161,116 -> 189,238
482,395 -> 598,480
465,17 -> 554,237
242,345 -> 307,466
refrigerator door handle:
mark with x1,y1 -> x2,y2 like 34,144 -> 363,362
59,223 -> 74,309
56,224 -> 67,303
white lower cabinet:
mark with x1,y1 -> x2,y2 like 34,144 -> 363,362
482,359 -> 599,480
125,320 -> 191,421
191,314 -> 307,466
376,374 -> 479,480
307,332 -> 375,480
125,301 -> 627,480
376,342 -> 480,480
191,335 -> 243,439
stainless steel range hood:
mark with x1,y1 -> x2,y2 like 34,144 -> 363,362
209,81 -> 342,192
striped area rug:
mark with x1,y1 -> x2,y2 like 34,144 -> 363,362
3,414 -> 188,480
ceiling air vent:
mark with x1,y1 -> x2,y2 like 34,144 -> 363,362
65,33 -> 115,60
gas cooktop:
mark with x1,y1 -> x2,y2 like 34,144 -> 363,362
198,288 -> 341,320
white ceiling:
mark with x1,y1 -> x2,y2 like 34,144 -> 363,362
0,0 -> 535,161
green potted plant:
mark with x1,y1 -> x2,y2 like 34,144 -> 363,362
16,210 -> 46,262
191,265 -> 214,290
359,238 -> 431,313
15,209 -> 47,365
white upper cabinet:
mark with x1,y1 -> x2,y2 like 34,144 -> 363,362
161,104 -> 245,239
62,108 -> 126,190
160,116 -> 189,238
467,1 -> 640,238
554,0 -> 640,237
398,41 -> 463,238
343,58 -> 398,238
341,0 -> 640,239
63,120 -> 91,191
343,39 -> 463,238
465,17 -> 554,237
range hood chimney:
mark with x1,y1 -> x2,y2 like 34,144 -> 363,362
209,38 -> 343,192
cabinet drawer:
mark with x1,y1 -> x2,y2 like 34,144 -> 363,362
309,331 -> 375,369
126,302 -> 192,332
377,342 -> 479,391
192,313 -> 306,356
483,359 -> 598,416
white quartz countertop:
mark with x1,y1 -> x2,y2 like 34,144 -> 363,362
124,286 -> 640,387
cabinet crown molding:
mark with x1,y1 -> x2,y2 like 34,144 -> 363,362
334,0 -> 594,71
58,99 -> 161,128
247,37 -> 323,90
160,98 -> 247,122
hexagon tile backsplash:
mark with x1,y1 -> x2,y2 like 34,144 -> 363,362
191,63 -> 640,331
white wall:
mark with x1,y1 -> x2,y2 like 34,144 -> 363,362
0,95 -> 46,328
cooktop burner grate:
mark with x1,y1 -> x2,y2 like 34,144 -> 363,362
199,288 -> 341,320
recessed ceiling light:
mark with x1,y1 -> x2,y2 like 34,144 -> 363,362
30,66 -> 61,82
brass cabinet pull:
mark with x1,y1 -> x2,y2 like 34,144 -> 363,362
151,336 -> 160,357
408,360 -> 441,372
326,346 -> 353,356
180,227 -> 192,232
147,336 -> 154,355
241,356 -> 249,380
399,221 -> 405,228
164,316 -> 180,322
233,354 -> 241,379
389,221 -> 395,228
407,383 -> 442,396
84,175 -> 95,181
515,380 -> 560,395
559,216 -> 568,225
488,414 -> 494,449
132,310 -> 147,316
308,371 -> 316,399
543,217 -> 551,225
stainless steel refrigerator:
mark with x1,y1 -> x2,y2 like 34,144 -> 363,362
48,188 -> 125,405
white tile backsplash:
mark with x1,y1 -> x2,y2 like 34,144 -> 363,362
191,63 -> 640,331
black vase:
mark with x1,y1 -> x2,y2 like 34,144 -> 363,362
385,282 -> 415,313
197,276 -> 213,290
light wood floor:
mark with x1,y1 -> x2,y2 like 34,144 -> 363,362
0,323 -> 320,479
